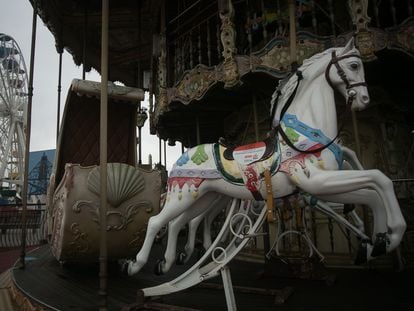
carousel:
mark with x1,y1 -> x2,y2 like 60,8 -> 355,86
2,0 -> 414,310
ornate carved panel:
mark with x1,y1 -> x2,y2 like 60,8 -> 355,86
164,34 -> 331,107
220,0 -> 240,88
167,65 -> 220,105
49,163 -> 161,261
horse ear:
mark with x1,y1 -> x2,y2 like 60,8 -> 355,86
340,38 -> 355,55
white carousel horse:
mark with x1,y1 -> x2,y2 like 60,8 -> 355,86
177,195 -> 232,264
176,196 -> 263,265
180,146 -> 369,265
127,38 -> 406,276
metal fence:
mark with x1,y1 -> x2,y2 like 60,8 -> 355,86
0,205 -> 46,248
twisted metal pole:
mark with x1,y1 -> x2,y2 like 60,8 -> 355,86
19,2 -> 37,269
99,0 -> 109,308
289,0 -> 297,66
56,47 -> 63,143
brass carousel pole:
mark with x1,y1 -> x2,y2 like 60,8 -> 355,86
19,1 -> 37,269
347,0 -> 370,237
82,1 -> 88,80
56,45 -> 63,143
352,111 -> 362,158
159,137 -> 162,165
99,0 -> 109,308
253,94 -> 272,263
137,108 -> 148,167
196,117 -> 201,145
164,140 -> 167,168
350,111 -> 370,235
252,96 -> 259,141
158,0 -> 166,168
289,0 -> 297,67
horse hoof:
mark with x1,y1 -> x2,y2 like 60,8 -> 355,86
118,259 -> 130,275
354,243 -> 368,265
343,204 -> 355,214
371,232 -> 387,257
176,252 -> 187,265
154,259 -> 165,275
155,226 -> 168,243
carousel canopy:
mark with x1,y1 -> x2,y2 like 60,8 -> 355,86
29,0 -> 161,87
28,0 -> 414,147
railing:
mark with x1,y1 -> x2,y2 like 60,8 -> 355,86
164,0 -> 414,87
368,0 -> 414,28
167,2 -> 221,85
237,196 -> 369,267
0,204 -> 47,248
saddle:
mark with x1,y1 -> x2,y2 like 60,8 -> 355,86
214,131 -> 280,186
220,130 -> 277,164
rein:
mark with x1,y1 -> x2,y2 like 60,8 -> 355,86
273,51 -> 366,155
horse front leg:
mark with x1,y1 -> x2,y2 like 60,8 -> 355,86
291,162 -> 406,255
316,188 -> 389,260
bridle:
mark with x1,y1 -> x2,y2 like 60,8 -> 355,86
325,51 -> 367,105
274,50 -> 367,155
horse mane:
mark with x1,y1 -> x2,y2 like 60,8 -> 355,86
269,45 -> 358,121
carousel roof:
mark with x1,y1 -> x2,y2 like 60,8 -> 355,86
29,0 -> 161,87
28,0 -> 414,147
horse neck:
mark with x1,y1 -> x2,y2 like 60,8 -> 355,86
286,72 -> 338,139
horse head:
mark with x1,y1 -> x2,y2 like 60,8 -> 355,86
325,38 -> 370,111
270,39 -> 370,128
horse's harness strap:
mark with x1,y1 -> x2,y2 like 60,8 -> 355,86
277,122 -> 340,155
263,169 -> 274,222
325,51 -> 367,90
280,71 -> 303,122
271,70 -> 303,127
275,50 -> 366,156
275,70 -> 339,155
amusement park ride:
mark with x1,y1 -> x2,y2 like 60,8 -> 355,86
0,33 -> 27,197
2,0 -> 414,310
126,38 -> 405,282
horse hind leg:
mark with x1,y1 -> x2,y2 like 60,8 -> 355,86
177,195 -> 231,264
178,212 -> 205,265
128,190 -> 208,275
202,196 -> 231,251
158,192 -> 220,274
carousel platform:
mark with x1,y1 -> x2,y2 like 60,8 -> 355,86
7,244 -> 414,311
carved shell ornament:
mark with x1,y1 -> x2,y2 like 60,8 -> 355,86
87,163 -> 145,207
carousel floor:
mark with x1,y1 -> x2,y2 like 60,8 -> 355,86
11,244 -> 414,311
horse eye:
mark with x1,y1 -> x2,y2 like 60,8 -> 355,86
350,63 -> 359,70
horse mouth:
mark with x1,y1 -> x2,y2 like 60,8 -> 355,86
350,93 -> 370,111
352,102 -> 369,111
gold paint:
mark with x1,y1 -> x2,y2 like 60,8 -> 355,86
290,175 -> 300,186
10,282 -> 46,311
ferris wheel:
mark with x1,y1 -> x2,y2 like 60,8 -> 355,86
0,33 -> 28,189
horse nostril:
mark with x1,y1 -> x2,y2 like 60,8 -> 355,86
362,95 -> 370,103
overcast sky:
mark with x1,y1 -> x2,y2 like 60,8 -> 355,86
0,1 -> 182,170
